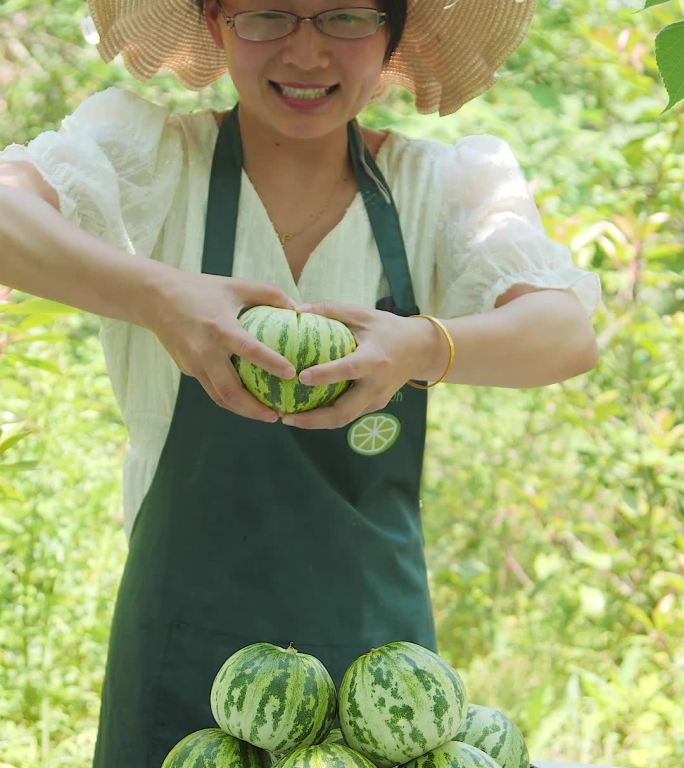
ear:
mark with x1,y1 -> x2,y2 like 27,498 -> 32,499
204,0 -> 225,50
205,0 -> 221,20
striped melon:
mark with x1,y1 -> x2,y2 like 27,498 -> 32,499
161,728 -> 271,768
233,306 -> 357,413
321,728 -> 348,747
273,743 -> 377,768
453,704 -> 529,768
400,740 -> 501,768
210,642 -> 337,754
338,642 -> 467,768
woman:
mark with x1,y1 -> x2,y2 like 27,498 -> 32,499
0,0 -> 601,766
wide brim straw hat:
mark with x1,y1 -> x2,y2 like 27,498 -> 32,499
87,0 -> 536,116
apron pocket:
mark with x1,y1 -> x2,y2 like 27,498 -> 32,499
148,621 -> 255,766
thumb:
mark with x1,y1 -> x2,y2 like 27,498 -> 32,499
294,300 -> 369,325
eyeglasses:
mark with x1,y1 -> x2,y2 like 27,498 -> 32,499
219,7 -> 387,42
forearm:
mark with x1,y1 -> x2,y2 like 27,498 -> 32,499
412,290 -> 599,388
0,185 -> 174,328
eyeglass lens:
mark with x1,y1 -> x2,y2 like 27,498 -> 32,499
233,9 -> 384,41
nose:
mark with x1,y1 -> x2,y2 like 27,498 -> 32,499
279,18 -> 331,69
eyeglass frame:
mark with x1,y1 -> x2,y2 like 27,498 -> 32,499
217,6 -> 388,42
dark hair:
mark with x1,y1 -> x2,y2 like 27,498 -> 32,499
195,1 -> 407,64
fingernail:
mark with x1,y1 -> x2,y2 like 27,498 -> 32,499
296,304 -> 312,313
284,366 -> 296,379
299,371 -> 311,385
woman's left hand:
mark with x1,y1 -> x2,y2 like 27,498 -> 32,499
281,300 -> 428,429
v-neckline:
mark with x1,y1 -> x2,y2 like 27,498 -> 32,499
207,111 -> 396,294
241,171 -> 367,293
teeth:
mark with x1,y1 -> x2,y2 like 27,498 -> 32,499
279,85 -> 332,100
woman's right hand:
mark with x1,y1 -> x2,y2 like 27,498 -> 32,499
146,271 -> 297,422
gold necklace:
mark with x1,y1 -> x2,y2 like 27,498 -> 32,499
276,171 -> 349,247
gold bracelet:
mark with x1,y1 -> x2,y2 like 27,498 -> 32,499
406,314 -> 455,390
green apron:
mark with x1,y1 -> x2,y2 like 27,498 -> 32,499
92,105 -> 437,768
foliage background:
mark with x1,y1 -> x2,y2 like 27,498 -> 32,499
1,1 -> 682,767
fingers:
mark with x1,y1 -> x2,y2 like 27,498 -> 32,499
281,381 -> 392,430
298,345 -> 391,387
232,326 -> 296,380
185,361 -> 280,424
187,326 -> 291,420
298,352 -> 361,387
200,359 -> 280,423
154,276 -> 302,422
295,300 -> 371,326
229,280 -> 298,378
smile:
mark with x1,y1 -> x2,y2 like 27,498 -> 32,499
271,82 -> 339,100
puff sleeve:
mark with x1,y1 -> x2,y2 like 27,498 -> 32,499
433,134 -> 601,318
0,86 -> 182,260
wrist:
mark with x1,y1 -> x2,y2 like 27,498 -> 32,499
406,315 -> 455,384
136,259 -> 182,332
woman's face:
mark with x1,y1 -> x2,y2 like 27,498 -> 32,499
206,0 -> 390,141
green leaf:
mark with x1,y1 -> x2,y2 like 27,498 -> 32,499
625,603 -> 655,631
0,298 -> 77,317
521,84 -> 563,110
655,22 -> 684,111
5,353 -> 63,375
0,460 -> 40,474
573,545 -> 613,570
0,430 -> 33,456
643,0 -> 674,8
650,571 -> 684,593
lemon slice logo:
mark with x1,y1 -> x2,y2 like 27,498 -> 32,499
347,413 -> 401,456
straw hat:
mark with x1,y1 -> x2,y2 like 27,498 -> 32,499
87,0 -> 536,115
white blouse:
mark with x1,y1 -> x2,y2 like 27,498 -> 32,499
1,87 -> 601,541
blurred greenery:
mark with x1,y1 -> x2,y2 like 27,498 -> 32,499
1,1 -> 683,767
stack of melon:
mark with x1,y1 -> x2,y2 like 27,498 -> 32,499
161,641 -> 529,768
